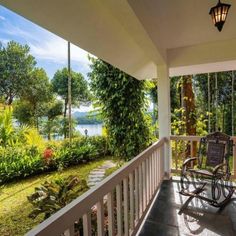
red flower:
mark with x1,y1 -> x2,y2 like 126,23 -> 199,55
43,148 -> 53,162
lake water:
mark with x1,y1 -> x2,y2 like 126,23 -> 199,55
75,124 -> 103,136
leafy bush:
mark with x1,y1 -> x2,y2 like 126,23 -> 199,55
28,175 -> 88,220
0,147 -> 44,184
0,107 -> 16,147
0,136 -> 109,184
55,136 -> 109,168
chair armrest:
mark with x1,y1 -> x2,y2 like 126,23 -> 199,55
183,157 -> 197,167
213,163 -> 227,175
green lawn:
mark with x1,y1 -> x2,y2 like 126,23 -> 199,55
0,158 -> 109,236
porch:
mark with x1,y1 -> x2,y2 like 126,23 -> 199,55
1,1 -> 236,235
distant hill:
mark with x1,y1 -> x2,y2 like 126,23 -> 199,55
72,111 -> 103,124
72,111 -> 88,118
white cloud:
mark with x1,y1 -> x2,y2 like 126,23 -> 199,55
0,38 -> 9,45
0,15 -> 5,21
1,23 -> 39,42
29,35 -> 93,71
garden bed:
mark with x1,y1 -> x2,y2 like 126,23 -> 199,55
0,158 -> 113,236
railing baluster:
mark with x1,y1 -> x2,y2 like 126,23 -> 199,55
107,192 -> 115,236
149,155 -> 152,198
155,151 -> 158,191
175,140 -> 178,171
138,164 -> 143,216
158,149 -> 161,184
129,172 -> 134,231
142,161 -> 146,209
83,212 -> 91,236
123,178 -> 129,236
233,138 -> 236,178
154,151 -> 156,189
152,154 -> 155,195
154,151 -> 157,189
64,225 -> 74,236
156,150 -> 159,185
146,158 -> 150,203
96,200 -> 104,236
116,183 -> 123,236
190,140 -> 193,157
134,168 -> 139,223
160,145 -> 164,178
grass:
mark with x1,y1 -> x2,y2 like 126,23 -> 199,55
0,158 -> 110,236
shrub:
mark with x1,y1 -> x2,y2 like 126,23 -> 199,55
55,136 -> 109,168
0,147 -> 44,184
28,175 -> 88,220
0,135 -> 109,184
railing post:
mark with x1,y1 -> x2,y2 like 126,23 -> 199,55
157,64 -> 171,178
233,138 -> 236,178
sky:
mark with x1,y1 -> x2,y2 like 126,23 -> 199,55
0,5 -> 152,113
0,5 -> 93,111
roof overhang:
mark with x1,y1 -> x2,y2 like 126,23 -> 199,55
0,0 -> 236,79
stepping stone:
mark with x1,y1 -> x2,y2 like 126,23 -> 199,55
92,169 -> 105,172
89,172 -> 104,175
90,171 -> 105,174
89,174 -> 104,178
87,160 -> 116,188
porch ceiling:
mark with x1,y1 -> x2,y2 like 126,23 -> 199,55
1,0 -> 236,79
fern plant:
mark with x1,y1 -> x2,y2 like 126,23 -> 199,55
28,175 -> 88,220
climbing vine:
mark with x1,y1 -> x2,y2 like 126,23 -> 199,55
89,58 -> 152,160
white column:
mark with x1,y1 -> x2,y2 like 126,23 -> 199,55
157,64 -> 171,177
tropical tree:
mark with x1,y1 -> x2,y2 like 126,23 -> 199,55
0,41 -> 36,105
14,68 -> 52,128
43,100 -> 63,140
89,58 -> 152,160
51,68 -> 90,138
13,100 -> 33,125
194,72 -> 234,134
182,75 -> 197,156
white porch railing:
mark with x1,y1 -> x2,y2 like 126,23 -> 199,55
170,135 -> 236,179
26,138 -> 167,236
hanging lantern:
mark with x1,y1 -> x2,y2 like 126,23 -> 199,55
209,0 -> 231,32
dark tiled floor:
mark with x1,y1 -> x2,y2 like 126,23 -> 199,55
138,179 -> 236,236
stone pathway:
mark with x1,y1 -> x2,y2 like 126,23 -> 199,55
87,160 -> 116,187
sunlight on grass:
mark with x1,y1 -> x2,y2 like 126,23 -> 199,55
0,158 -> 110,236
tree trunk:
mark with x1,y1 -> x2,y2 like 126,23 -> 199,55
5,94 -> 13,105
68,41 -> 72,143
182,75 -> 197,158
64,99 -> 68,139
48,118 -> 51,141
